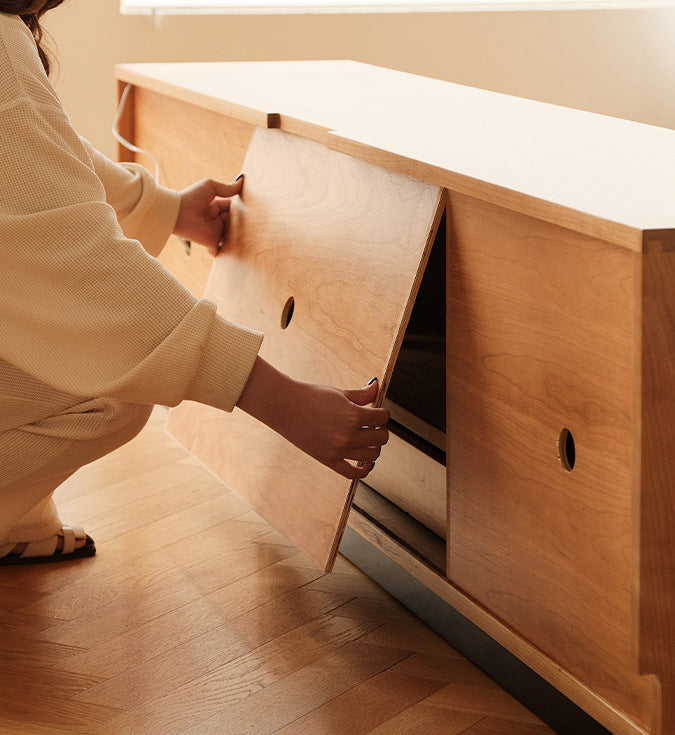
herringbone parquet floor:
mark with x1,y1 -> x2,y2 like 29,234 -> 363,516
0,407 -> 555,734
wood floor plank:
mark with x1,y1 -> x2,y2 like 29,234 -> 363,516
199,559 -> 325,620
305,568 -> 401,602
56,456 -> 214,526
364,704 -> 484,735
462,715 -> 556,734
93,490 -> 257,565
0,636 -> 85,667
269,670 -> 446,735
53,420 -> 187,502
0,723 -> 77,735
0,581 -> 50,610
330,594 -> 425,625
19,499 -> 273,628
54,595 -> 228,679
77,613 -> 382,710
0,551 -> 98,595
35,555 -> 322,653
178,640 -> 412,735
425,681 -> 549,725
391,652 -> 505,687
59,586 -> 351,691
361,621 -> 467,658
30,566 -> 203,648
88,631 -> 397,735
0,661 -> 102,701
61,468 -> 229,548
0,694 -> 122,733
0,609 -> 63,634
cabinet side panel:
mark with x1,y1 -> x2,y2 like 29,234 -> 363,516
638,240 -> 675,735
446,192 -> 654,730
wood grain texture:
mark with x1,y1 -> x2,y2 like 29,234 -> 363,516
348,506 -> 650,735
168,127 -> 443,571
463,717 -> 558,735
446,191 -> 655,730
115,62 -> 278,131
365,432 -> 446,538
1,409 -> 555,734
114,63 -> 675,733
635,239 -> 675,735
353,482 -> 446,572
131,88 -> 255,296
116,60 -> 675,250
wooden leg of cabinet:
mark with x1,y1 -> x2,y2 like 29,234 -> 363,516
657,668 -> 675,735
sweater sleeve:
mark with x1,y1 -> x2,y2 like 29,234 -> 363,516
0,16 -> 262,411
80,139 -> 180,257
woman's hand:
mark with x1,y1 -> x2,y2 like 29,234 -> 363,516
237,358 -> 390,480
173,176 -> 244,256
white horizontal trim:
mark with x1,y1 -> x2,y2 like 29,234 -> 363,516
120,0 -> 675,16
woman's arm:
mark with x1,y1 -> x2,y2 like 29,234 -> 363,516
237,358 -> 389,479
81,140 -> 181,256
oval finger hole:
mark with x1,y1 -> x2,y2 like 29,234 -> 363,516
281,296 -> 295,329
558,427 -> 575,472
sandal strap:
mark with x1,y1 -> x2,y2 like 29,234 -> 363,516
60,525 -> 77,555
0,524 -> 88,559
0,543 -> 18,559
60,524 -> 87,554
10,535 -> 59,558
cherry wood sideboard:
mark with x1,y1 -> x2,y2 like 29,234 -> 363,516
114,60 -> 675,735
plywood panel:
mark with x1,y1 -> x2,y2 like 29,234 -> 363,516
169,127 -> 442,571
128,88 -> 255,297
365,433 -> 446,538
446,191 -> 655,729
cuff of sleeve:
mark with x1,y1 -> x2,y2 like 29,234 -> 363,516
137,185 -> 181,257
185,314 -> 263,412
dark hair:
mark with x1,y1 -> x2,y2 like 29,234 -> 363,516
0,0 -> 66,74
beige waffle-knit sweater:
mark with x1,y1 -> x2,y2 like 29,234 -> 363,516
0,12 -> 263,416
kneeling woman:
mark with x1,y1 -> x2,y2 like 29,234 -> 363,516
0,1 -> 388,564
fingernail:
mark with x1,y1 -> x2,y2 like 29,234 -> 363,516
367,377 -> 377,386
234,173 -> 244,182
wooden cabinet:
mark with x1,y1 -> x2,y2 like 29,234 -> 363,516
115,60 -> 675,735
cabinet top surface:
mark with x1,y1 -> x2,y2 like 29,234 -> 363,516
116,59 -> 675,247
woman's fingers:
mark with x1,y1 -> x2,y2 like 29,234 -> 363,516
208,198 -> 232,218
209,175 -> 244,200
344,444 -> 382,464
356,406 -> 390,429
331,459 -> 376,480
349,425 -> 389,449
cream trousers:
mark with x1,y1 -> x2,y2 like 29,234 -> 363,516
0,359 -> 152,543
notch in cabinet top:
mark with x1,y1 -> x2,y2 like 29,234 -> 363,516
115,59 -> 675,252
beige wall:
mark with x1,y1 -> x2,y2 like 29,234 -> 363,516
44,0 -> 675,158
